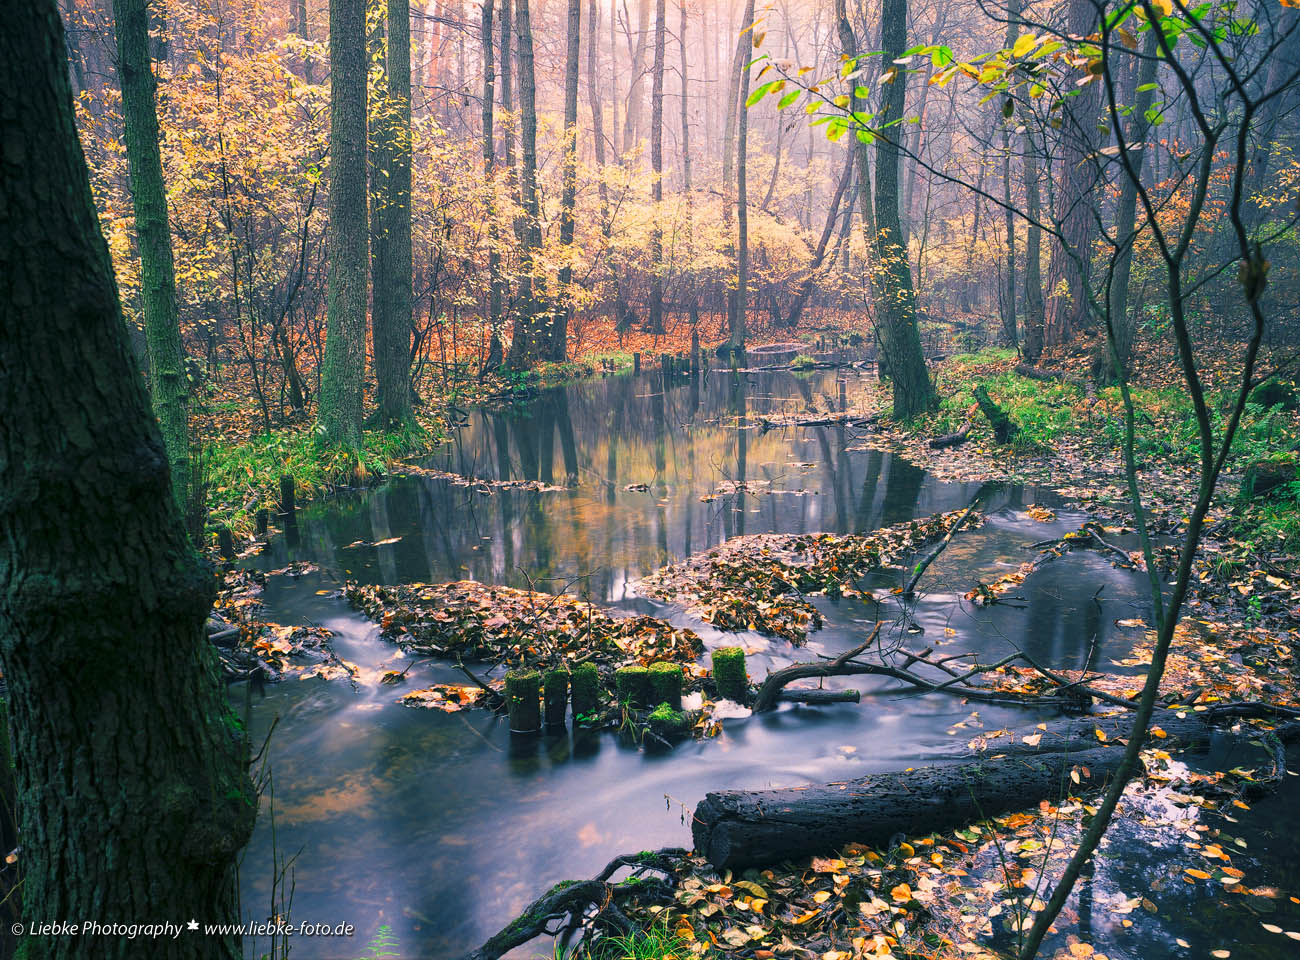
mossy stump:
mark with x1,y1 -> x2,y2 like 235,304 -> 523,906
570,662 -> 600,721
712,647 -> 748,703
648,662 -> 683,711
648,702 -> 690,740
543,670 -> 569,728
615,665 -> 651,708
506,670 -> 541,734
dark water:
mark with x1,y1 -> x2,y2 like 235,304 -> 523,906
238,368 -> 1299,959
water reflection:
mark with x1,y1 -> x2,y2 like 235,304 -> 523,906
239,367 -> 1300,960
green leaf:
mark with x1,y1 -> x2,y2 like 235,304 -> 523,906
745,81 -> 776,108
856,128 -> 875,144
931,44 -> 954,68
777,89 -> 800,110
1136,82 -> 1159,92
854,85 -> 871,99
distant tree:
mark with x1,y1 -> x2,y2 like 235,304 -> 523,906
506,0 -> 549,368
647,0 -> 667,335
554,0 -> 582,360
1043,0 -> 1101,349
1,5 -> 256,958
112,0 -> 193,519
371,0 -> 415,424
318,0 -> 369,445
481,0 -> 505,369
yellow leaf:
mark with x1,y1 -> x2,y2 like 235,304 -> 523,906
1011,33 -> 1038,58
813,890 -> 832,904
1094,728 -> 1108,742
1185,868 -> 1212,880
897,842 -> 915,858
890,883 -> 913,903
1151,726 -> 1167,738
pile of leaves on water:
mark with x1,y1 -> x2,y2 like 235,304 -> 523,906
211,566 -> 336,682
619,740 -> 1299,959
345,579 -> 703,669
639,509 -> 983,643
392,463 -> 571,493
966,522 -> 1137,606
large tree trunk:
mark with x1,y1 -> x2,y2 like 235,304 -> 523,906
372,0 -> 415,424
646,0 -> 667,335
0,5 -> 256,957
505,0 -> 548,368
319,0 -> 369,444
1106,27 -> 1159,380
112,0 -> 192,519
999,0 -> 1019,349
722,0 -> 755,346
1043,0 -> 1101,349
1022,146 -> 1045,361
871,0 -> 934,419
481,0 -> 505,368
587,0 -> 632,329
553,0 -> 582,361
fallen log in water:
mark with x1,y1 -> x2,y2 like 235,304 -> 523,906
929,420 -> 971,449
692,746 -> 1125,870
691,703 -> 1300,870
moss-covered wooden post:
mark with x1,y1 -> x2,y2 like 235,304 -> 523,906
973,385 -> 1019,445
506,669 -> 541,734
648,662 -> 683,711
570,662 -> 600,720
279,473 -> 296,520
615,665 -> 651,708
255,507 -> 270,537
543,670 -> 568,728
633,352 -> 641,374
712,647 -> 748,702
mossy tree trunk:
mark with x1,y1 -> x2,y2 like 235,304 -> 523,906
112,0 -> 192,519
0,5 -> 257,957
872,0 -> 934,420
319,0 -> 370,445
371,0 -> 415,424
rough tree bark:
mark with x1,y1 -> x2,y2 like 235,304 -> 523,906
722,0 -> 756,349
732,0 -> 755,352
319,0 -> 370,444
481,0 -> 505,369
1043,0 -> 1101,349
0,5 -> 257,958
372,0 -> 415,424
999,0 -> 1019,349
1106,26 -> 1159,380
112,0 -> 192,517
553,0 -> 582,360
693,747 -> 1124,870
505,0 -> 549,368
647,0 -> 667,335
871,0 -> 935,418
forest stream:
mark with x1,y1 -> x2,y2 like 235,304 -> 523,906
235,367 -> 1300,960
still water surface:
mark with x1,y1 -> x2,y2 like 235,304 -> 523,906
239,368 -> 1299,959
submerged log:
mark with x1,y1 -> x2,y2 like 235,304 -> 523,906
692,703 -> 1300,870
779,688 -> 860,705
693,746 -> 1125,870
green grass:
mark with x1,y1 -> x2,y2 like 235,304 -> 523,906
202,418 -> 440,535
547,921 -> 689,959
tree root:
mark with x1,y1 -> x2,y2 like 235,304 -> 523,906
458,848 -> 689,960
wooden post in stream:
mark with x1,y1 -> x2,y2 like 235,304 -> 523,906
838,380 -> 848,412
279,474 -> 296,520
633,352 -> 641,373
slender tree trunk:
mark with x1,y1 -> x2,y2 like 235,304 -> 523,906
499,0 -> 520,236
112,0 -> 192,519
1043,0 -> 1101,348
553,0 -> 582,359
999,0 -> 1018,348
1106,26 -> 1159,379
609,0 -> 620,157
622,0 -> 650,148
722,0 -> 755,347
505,0 -> 547,367
294,0 -> 315,82
319,0 -> 369,444
481,0 -> 505,369
1022,145 -> 1045,362
587,0 -> 631,329
1244,9 -> 1299,231
784,147 -> 855,327
1,7 -> 257,959
372,0 -> 414,424
647,0 -> 666,334
678,0 -> 691,193
732,0 -> 754,352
